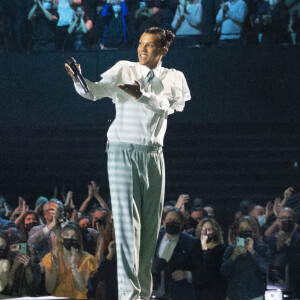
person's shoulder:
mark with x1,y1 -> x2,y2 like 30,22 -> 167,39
162,67 -> 184,76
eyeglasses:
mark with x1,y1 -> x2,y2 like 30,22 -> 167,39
280,217 -> 294,221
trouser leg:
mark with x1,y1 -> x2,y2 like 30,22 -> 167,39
108,146 -> 141,300
138,152 -> 165,300
107,143 -> 164,300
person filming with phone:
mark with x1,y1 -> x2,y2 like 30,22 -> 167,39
221,216 -> 271,300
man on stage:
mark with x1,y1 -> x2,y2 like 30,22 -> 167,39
65,27 -> 191,300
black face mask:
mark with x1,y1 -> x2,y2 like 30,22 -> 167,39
63,238 -> 79,251
239,230 -> 252,239
165,221 -> 181,235
281,220 -> 295,233
0,248 -> 6,259
94,219 -> 106,229
10,251 -> 18,258
25,222 -> 39,232
206,234 -> 215,243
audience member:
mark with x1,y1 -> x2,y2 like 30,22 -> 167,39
171,0 -> 202,47
216,0 -> 248,45
96,0 -> 129,49
67,5 -> 93,50
17,210 -> 40,242
264,207 -> 300,298
42,222 -> 98,298
258,0 -> 291,44
153,0 -> 179,30
28,0 -> 58,52
55,0 -> 78,50
0,231 -> 10,293
152,208 -> 199,300
221,216 -> 271,300
194,217 -> 227,299
28,198 -> 68,260
5,232 -> 41,297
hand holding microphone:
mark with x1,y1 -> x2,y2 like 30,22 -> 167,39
65,57 -> 89,93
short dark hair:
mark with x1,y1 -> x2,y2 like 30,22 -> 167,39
144,27 -> 175,48
163,207 -> 184,223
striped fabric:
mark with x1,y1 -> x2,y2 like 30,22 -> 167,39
107,142 -> 165,300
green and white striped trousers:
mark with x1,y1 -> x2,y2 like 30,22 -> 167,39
107,141 -> 165,300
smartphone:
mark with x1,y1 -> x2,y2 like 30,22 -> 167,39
18,243 -> 27,254
236,237 -> 245,247
140,1 -> 146,8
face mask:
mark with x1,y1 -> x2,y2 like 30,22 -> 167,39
63,238 -> 79,251
258,215 -> 266,227
43,2 -> 52,9
206,234 -> 215,243
25,222 -> 39,232
281,220 -> 295,233
10,251 -> 18,258
239,230 -> 252,239
165,221 -> 181,235
112,4 -> 121,13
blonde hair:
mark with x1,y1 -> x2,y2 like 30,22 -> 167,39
57,222 -> 84,253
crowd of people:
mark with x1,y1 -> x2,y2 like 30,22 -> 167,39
0,0 -> 299,52
0,183 -> 300,299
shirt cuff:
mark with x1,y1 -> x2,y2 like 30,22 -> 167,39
187,271 -> 193,283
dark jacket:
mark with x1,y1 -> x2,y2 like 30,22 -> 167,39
221,242 -> 271,300
152,229 -> 200,300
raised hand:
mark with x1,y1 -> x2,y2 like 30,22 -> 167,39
70,247 -> 78,268
171,270 -> 188,281
118,81 -> 142,99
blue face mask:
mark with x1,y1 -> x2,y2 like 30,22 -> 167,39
43,2 -> 52,9
258,215 -> 266,227
112,4 -> 121,13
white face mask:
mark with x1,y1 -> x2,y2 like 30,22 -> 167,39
112,4 -> 121,13
43,2 -> 52,9
258,215 -> 267,227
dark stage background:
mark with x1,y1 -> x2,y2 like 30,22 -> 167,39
1,46 -> 300,224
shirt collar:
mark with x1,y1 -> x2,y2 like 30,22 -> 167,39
139,63 -> 162,79
163,232 -> 180,242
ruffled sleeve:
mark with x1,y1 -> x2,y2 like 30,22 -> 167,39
78,253 -> 98,277
168,70 -> 191,114
42,252 -> 52,272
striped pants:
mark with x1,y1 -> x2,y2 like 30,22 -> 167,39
107,142 -> 165,300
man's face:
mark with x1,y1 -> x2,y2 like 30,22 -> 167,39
79,218 -> 91,229
137,33 -> 166,70
278,210 -> 294,229
92,210 -> 107,228
191,210 -> 204,223
163,211 -> 182,228
43,201 -> 62,222
249,206 -> 265,219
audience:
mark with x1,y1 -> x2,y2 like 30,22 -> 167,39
1,183 -> 300,299
0,0 -> 298,50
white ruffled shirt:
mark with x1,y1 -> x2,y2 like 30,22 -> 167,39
74,61 -> 191,146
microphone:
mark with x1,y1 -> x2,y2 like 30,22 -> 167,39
66,57 -> 90,93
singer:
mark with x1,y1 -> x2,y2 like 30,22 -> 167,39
65,27 -> 191,300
